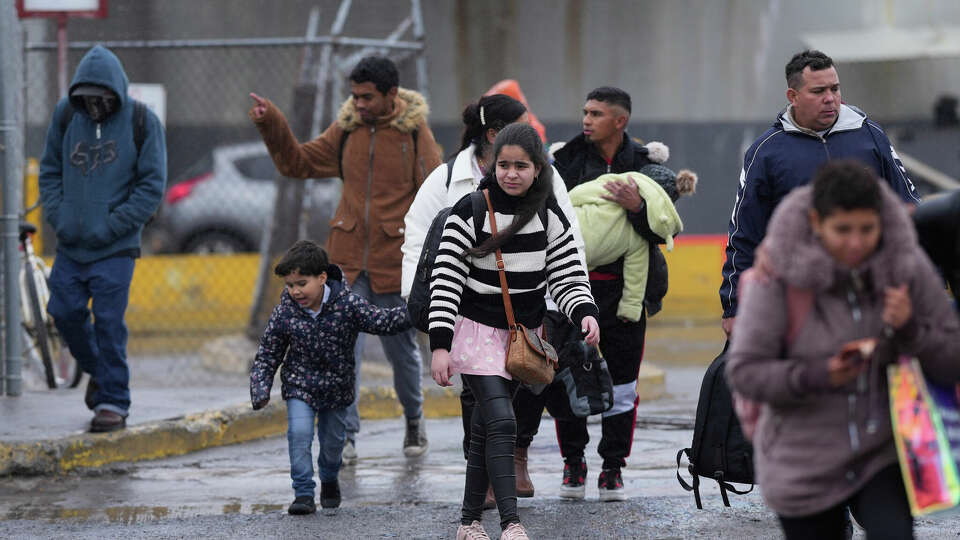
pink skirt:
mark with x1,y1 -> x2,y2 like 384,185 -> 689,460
448,317 -> 543,380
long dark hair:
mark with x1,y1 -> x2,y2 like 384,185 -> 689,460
468,123 -> 553,257
457,94 -> 527,156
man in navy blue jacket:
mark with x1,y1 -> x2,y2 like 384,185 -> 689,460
39,45 -> 167,432
719,50 -> 920,335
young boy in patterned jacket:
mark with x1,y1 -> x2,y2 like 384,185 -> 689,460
250,240 -> 412,515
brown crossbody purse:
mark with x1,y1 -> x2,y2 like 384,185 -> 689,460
481,189 -> 559,384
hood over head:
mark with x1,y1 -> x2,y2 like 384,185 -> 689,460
761,182 -> 919,295
68,45 -> 129,113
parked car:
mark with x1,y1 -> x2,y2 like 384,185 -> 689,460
153,142 -> 342,254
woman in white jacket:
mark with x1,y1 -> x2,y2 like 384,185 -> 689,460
402,94 -> 585,299
401,95 -> 586,497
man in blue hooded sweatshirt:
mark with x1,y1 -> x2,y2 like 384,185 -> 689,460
39,45 -> 166,432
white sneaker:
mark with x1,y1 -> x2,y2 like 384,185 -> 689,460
456,520 -> 490,540
342,438 -> 357,466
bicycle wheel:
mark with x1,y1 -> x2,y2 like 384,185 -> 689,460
23,258 -> 56,389
48,323 -> 82,388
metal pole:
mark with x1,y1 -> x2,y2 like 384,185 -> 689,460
57,14 -> 68,99
410,0 -> 429,100
2,2 -> 25,396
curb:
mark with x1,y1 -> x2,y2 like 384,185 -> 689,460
0,367 -> 664,476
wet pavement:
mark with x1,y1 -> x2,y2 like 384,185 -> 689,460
4,364 -> 960,538
4,322 -> 960,537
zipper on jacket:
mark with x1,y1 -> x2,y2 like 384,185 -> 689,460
845,281 -> 864,452
96,122 -> 101,139
819,135 -> 831,160
362,125 -> 376,270
847,394 -> 860,451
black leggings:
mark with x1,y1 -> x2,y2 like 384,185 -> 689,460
778,464 -> 913,540
460,374 -> 519,530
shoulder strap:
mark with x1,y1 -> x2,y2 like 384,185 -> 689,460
469,187 -> 486,238
483,189 -> 519,340
338,129 -> 351,179
444,154 -> 458,189
59,102 -> 75,137
740,267 -> 814,347
132,100 -> 147,156
785,285 -> 815,346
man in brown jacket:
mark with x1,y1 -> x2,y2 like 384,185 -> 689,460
250,56 -> 442,463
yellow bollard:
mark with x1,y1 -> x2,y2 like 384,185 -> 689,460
23,158 -> 42,254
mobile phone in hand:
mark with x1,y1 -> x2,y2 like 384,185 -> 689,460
839,338 -> 877,367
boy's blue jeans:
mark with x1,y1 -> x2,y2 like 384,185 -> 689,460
287,398 -> 347,497
345,271 -> 424,439
47,254 -> 135,416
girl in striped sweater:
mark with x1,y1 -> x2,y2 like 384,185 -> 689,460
429,123 -> 600,540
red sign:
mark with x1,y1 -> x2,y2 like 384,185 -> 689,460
16,0 -> 108,19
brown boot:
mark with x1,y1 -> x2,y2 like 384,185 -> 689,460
90,410 -> 126,433
514,446 -> 534,498
482,483 -> 496,510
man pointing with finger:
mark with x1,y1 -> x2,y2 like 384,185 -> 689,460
249,56 -> 441,463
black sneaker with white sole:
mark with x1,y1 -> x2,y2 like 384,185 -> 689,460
560,460 -> 587,499
598,468 -> 626,502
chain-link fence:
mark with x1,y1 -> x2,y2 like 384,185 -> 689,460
19,33 -> 426,389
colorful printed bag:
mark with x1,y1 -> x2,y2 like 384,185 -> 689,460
888,357 -> 960,516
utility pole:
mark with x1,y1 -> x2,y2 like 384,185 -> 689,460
1,1 -> 26,396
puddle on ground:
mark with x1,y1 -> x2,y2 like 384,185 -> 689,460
3,502 -> 288,523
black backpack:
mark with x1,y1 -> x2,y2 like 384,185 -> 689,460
408,156 -> 481,333
676,341 -> 754,508
60,99 -> 148,156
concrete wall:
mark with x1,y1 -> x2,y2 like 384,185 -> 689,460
31,0 -> 960,123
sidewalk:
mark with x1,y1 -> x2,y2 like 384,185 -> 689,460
0,333 -> 666,476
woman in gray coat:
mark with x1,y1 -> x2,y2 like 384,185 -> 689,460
727,160 -> 960,539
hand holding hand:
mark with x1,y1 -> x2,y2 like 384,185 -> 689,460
252,398 -> 269,411
249,92 -> 268,119
581,316 -> 600,346
882,284 -> 912,330
431,349 -> 454,387
601,175 -> 644,213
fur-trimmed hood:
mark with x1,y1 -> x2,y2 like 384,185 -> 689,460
336,87 -> 429,133
762,182 -> 919,295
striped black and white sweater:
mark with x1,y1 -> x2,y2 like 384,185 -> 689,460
428,179 -> 598,351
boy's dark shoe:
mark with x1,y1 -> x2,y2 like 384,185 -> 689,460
288,496 -> 316,515
559,459 -> 587,499
598,468 -> 626,502
89,410 -> 125,433
84,378 -> 99,410
320,480 -> 341,509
